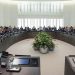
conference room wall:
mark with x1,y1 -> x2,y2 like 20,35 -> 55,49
64,3 -> 75,27
0,2 -> 63,28
0,3 -> 18,27
0,3 -> 4,26
16,2 -> 75,28
0,2 -> 75,28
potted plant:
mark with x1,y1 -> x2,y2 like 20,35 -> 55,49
33,32 -> 55,54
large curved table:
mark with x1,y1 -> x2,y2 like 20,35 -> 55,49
0,31 -> 75,52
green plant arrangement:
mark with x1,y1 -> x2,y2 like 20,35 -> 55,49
33,32 -> 55,54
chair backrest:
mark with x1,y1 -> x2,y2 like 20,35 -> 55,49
15,55 -> 31,57
1,51 -> 8,57
69,55 -> 75,57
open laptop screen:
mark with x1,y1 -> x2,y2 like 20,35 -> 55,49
13,58 -> 30,65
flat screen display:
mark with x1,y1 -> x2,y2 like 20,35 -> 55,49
13,58 -> 29,65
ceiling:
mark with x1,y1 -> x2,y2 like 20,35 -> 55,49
14,0 -> 72,1
0,0 -> 74,4
0,0 -> 73,2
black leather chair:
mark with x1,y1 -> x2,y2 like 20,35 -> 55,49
1,51 -> 9,57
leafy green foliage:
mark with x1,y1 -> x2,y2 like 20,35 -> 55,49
33,32 -> 55,50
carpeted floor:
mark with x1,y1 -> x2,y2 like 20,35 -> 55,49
6,39 -> 75,75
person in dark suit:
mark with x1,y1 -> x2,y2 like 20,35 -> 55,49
69,26 -> 73,35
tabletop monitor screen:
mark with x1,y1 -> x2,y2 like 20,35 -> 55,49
13,58 -> 30,65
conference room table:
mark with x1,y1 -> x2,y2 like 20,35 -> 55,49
0,55 -> 40,75
0,31 -> 75,52
0,67 -> 40,75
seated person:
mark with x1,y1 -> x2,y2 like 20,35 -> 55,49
69,26 -> 74,35
0,26 -> 4,35
20,26 -> 24,31
32,26 -> 37,31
